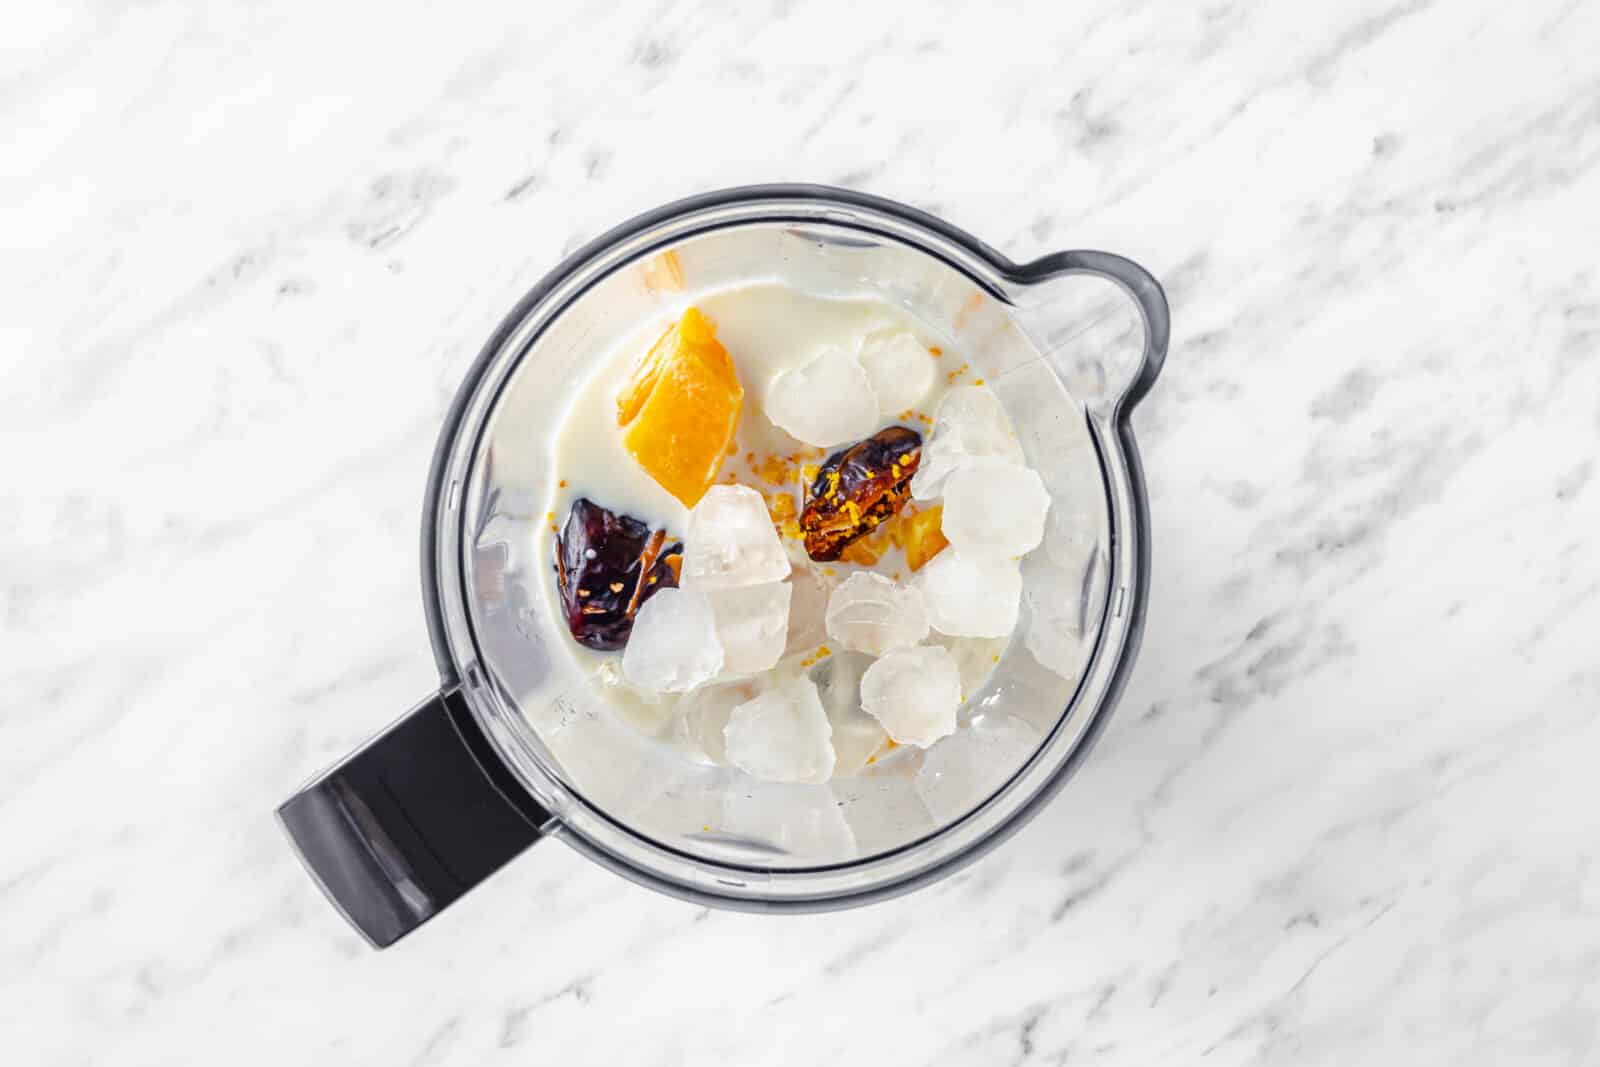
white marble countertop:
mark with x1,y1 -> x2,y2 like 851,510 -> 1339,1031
7,0 -> 1599,1063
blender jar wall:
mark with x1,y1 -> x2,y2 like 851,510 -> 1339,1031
277,186 -> 1165,948
435,190 -> 1159,907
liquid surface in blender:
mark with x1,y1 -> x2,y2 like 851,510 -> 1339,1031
537,279 -> 1049,784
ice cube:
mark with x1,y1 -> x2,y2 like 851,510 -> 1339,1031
707,581 -> 792,674
823,572 -> 929,655
919,550 -> 1021,638
940,464 -> 1051,558
930,633 -> 1009,696
915,711 -> 1040,823
860,645 -> 962,748
681,484 -> 791,590
765,345 -> 880,447
810,649 -> 869,716
910,385 -> 1025,500
538,693 -> 685,822
721,783 -> 857,861
784,561 -> 835,653
621,587 -> 724,692
1020,551 -> 1097,683
724,676 -> 836,784
593,659 -> 676,736
810,651 -> 889,776
859,331 -> 935,414
671,679 -> 758,765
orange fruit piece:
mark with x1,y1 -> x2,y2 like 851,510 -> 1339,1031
895,505 -> 949,572
617,307 -> 743,508
839,520 -> 894,566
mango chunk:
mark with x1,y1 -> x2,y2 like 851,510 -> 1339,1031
894,505 -> 949,572
839,522 -> 893,567
617,307 -> 743,508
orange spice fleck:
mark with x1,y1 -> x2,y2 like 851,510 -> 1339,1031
953,292 -> 984,330
823,566 -> 836,577
928,346 -> 943,356
973,378 -> 985,386
802,464 -> 820,484
992,654 -> 1000,663
546,511 -> 555,522
558,479 -> 568,489
867,739 -> 901,765
753,453 -> 795,487
768,493 -> 797,522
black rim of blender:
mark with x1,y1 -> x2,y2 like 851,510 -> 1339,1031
420,183 -> 1159,910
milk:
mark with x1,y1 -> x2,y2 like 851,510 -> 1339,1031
536,280 -> 997,766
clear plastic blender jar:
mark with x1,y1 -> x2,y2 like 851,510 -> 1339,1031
278,185 -> 1169,947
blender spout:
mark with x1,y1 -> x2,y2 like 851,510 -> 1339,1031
1007,250 -> 1170,419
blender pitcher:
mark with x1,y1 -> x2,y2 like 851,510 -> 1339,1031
277,185 -> 1170,948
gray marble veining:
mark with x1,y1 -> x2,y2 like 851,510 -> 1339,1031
3,0 -> 1598,1063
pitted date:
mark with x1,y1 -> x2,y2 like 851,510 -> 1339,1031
554,497 -> 682,650
799,426 -> 922,561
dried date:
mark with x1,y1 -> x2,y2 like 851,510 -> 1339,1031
799,426 -> 922,561
554,497 -> 682,650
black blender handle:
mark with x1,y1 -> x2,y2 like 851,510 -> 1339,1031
277,688 -> 548,948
